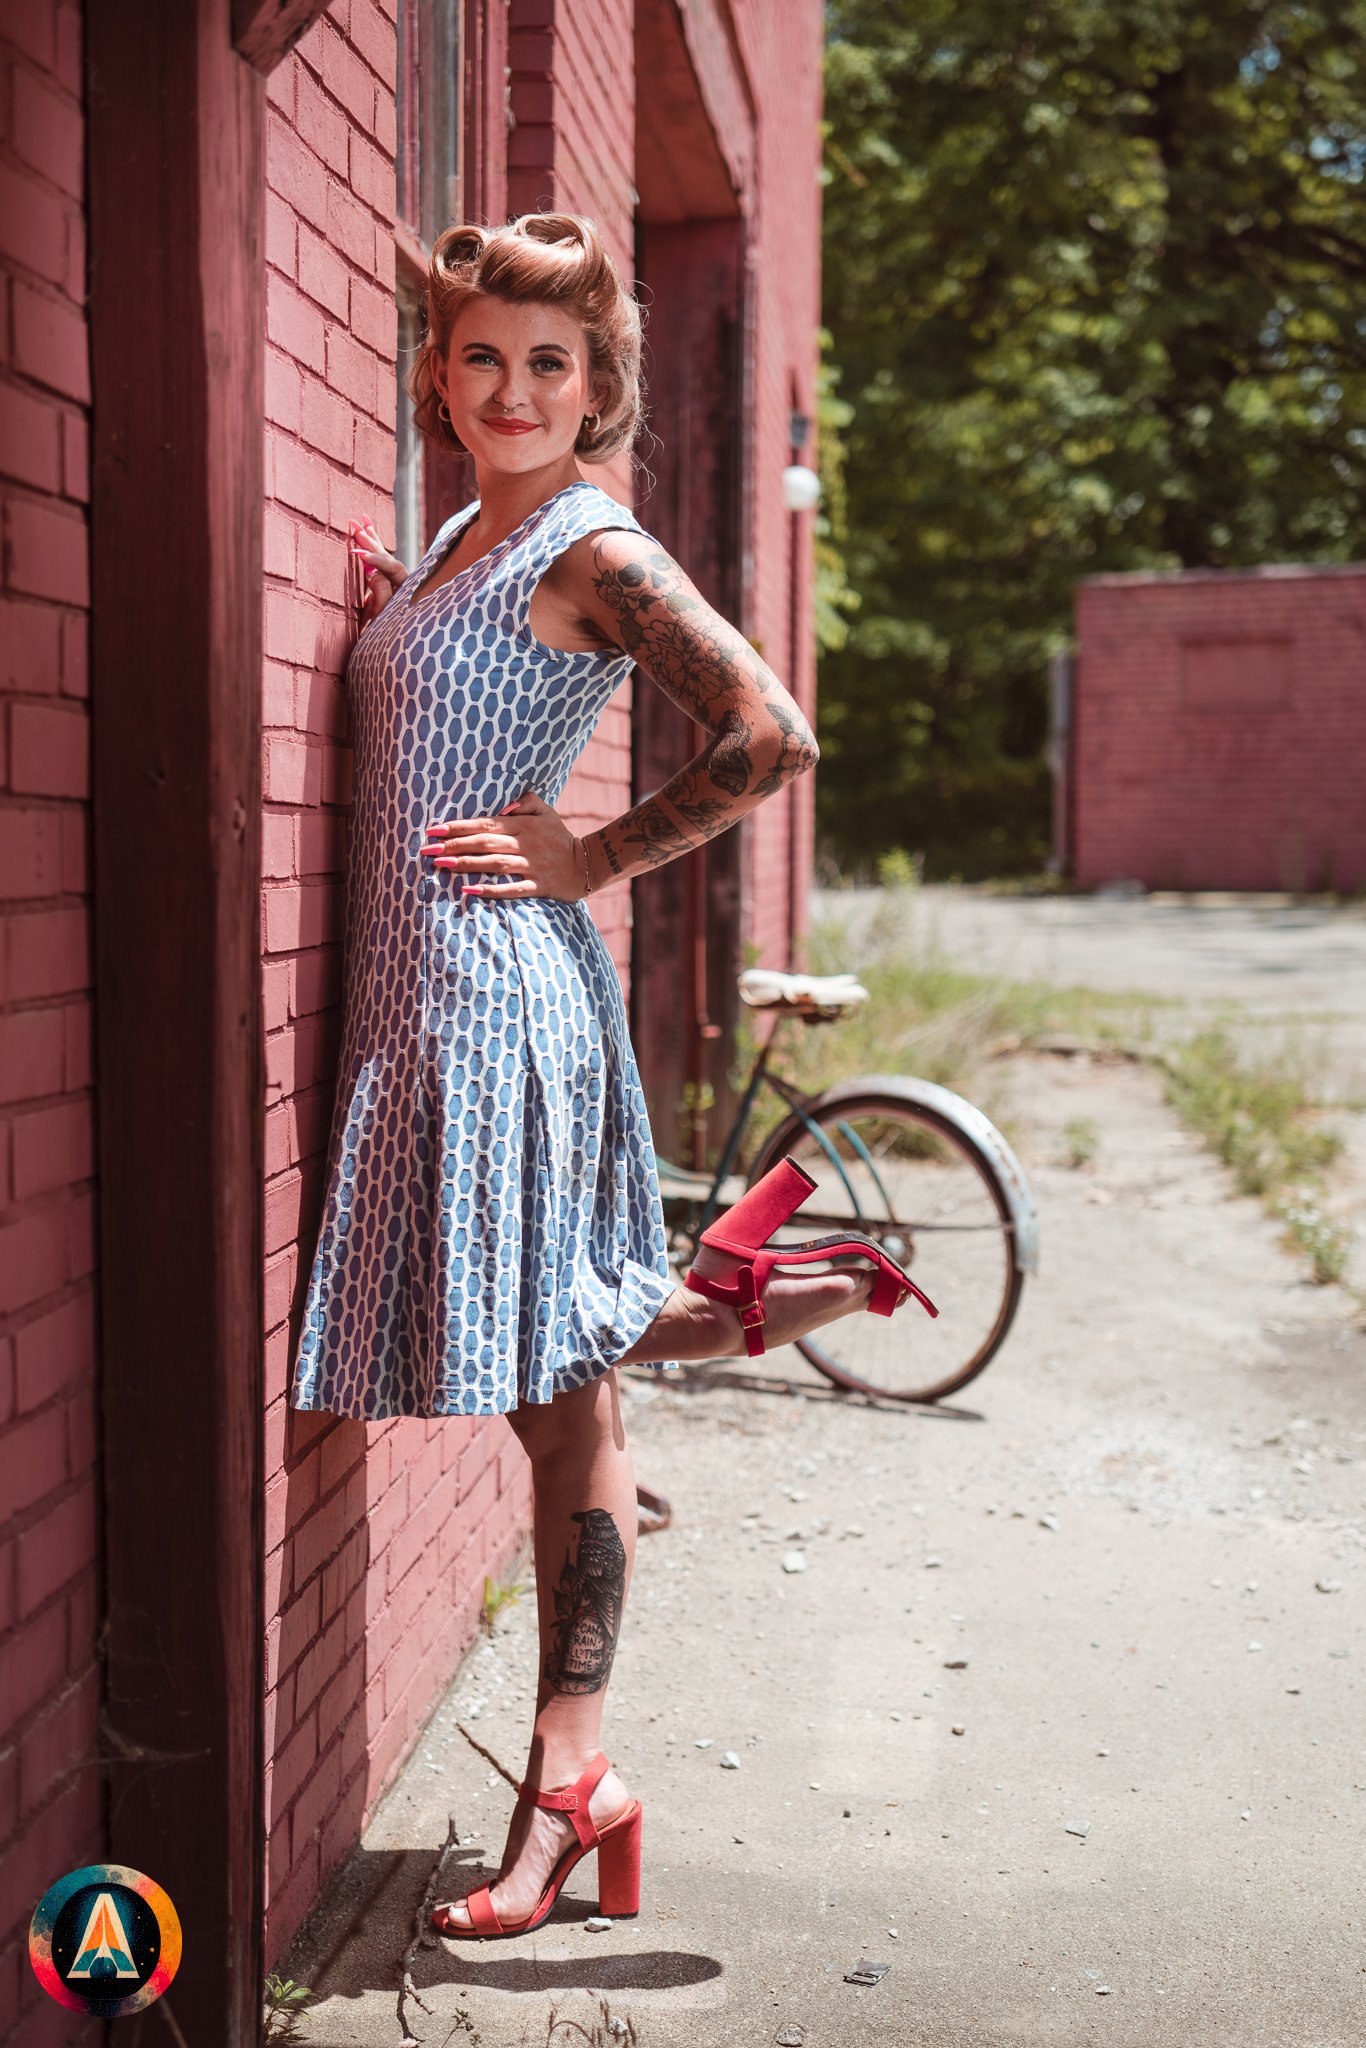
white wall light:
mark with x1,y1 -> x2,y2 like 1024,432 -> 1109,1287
781,463 -> 822,513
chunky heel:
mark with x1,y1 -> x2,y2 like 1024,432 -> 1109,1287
683,1154 -> 938,1357
595,1801 -> 642,1918
699,1156 -> 817,1252
431,1752 -> 644,1940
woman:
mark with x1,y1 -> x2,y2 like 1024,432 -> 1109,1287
289,214 -> 927,1940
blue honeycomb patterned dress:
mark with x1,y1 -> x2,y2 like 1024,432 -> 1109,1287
289,480 -> 679,1421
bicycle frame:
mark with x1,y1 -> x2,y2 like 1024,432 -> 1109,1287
688,1010 -> 887,1240
662,1007 -> 1039,1281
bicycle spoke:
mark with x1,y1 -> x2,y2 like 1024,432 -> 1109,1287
752,1095 -> 1023,1402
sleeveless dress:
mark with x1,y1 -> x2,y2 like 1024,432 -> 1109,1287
289,480 -> 679,1421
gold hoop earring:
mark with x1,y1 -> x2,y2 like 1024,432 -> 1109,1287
438,398 -> 451,423
584,411 -> 600,433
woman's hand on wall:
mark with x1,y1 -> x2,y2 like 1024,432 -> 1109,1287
348,516 -> 408,624
421,790 -> 591,902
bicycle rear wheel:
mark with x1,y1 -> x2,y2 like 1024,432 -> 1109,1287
748,1090 -> 1024,1402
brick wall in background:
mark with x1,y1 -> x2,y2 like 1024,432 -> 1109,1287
0,2 -> 100,2040
260,4 -> 531,1967
0,0 -> 827,2005
506,0 -> 638,980
264,0 -> 826,1964
509,0 -> 825,977
1074,566 -> 1366,893
728,0 -> 824,969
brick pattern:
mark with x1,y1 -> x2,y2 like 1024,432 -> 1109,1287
508,0 -> 825,976
269,2 -> 785,1967
1074,567 -> 1366,892
0,1 -> 101,2037
267,6 -> 825,1957
708,0 -> 824,969
261,6 -> 533,1968
506,0 -> 639,979
0,0 -> 824,2006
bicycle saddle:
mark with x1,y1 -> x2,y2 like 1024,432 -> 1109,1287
736,968 -> 869,1015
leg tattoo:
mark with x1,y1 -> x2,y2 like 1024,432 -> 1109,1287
544,1508 -> 627,1696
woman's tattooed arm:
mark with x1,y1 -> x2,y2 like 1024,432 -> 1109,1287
570,530 -> 820,887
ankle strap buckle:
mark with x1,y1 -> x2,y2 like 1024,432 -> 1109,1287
737,1300 -> 766,1330
520,1782 -> 578,1812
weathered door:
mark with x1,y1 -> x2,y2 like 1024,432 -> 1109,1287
631,218 -> 748,1166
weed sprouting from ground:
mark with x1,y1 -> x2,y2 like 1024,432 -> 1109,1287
1162,1027 -> 1352,1286
481,1573 -> 528,1634
1061,1117 -> 1100,1170
1279,1193 -> 1352,1287
436,2012 -> 483,2045
544,1997 -> 636,2044
262,1976 -> 315,2043
1163,1028 -> 1342,1197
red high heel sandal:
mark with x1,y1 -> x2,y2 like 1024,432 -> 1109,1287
430,1752 -> 642,1940
684,1156 -> 938,1357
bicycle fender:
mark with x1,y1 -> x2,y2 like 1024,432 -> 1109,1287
799,1074 -> 1040,1277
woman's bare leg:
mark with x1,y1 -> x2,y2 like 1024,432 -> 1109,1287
432,1370 -> 637,1932
431,1250 -> 900,1929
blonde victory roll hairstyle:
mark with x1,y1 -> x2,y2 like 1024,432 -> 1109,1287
408,213 -> 644,464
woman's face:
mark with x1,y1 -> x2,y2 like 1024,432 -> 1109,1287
438,296 -> 605,476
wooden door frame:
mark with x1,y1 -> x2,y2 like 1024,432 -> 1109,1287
629,217 -> 749,1166
88,2 -> 330,2036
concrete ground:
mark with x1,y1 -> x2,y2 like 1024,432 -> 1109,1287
278,1043 -> 1365,2048
817,884 -> 1366,1080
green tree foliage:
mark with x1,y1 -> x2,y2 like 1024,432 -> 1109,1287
819,0 -> 1366,879
813,327 -> 862,653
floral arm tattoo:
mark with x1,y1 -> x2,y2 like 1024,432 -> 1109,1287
581,534 -> 819,885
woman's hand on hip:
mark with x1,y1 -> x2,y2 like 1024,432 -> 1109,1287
421,790 -> 590,902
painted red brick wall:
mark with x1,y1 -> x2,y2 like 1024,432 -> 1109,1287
265,0 -> 824,1963
511,0 -> 825,975
260,4 -> 532,1966
721,0 -> 824,969
1074,565 -> 1366,893
0,2 -> 99,2039
507,0 -> 639,982
0,0 -> 826,2005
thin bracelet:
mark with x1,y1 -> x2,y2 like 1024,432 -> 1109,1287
580,833 -> 593,898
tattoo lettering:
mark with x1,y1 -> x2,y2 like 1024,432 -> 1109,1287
544,1509 -> 628,1696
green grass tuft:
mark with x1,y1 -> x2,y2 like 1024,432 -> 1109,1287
1061,1117 -> 1100,1170
1162,1028 -> 1341,1199
480,1574 -> 528,1635
263,1975 -> 315,2043
1161,1027 -> 1352,1288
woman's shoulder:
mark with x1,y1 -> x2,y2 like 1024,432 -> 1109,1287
561,478 -> 646,533
551,478 -> 680,578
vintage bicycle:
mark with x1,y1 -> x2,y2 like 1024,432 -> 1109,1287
654,966 -> 1039,1405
